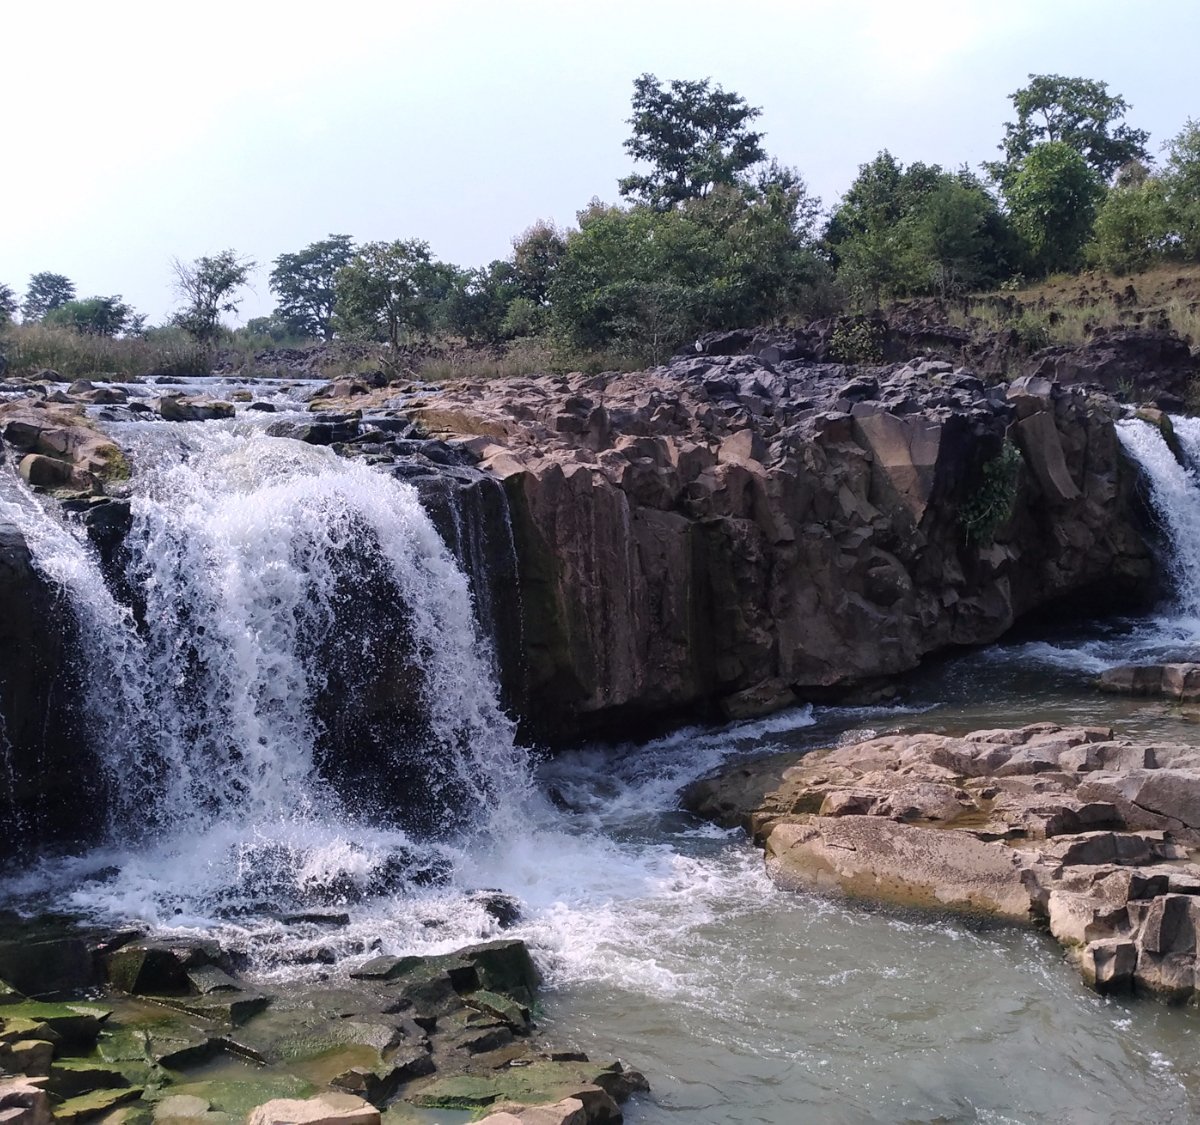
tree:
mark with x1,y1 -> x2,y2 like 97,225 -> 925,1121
618,73 -> 766,210
0,284 -> 16,326
1163,118 -> 1200,258
989,74 -> 1150,184
826,154 -> 1011,304
333,240 -> 443,348
43,295 -> 135,337
511,221 -> 566,305
172,250 -> 255,342
1087,175 -> 1175,273
268,234 -> 356,340
550,181 -> 831,361
1004,141 -> 1103,275
22,272 -> 76,321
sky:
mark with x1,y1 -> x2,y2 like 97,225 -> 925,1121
5,0 -> 1199,325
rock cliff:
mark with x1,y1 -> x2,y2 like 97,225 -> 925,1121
406,356 -> 1156,740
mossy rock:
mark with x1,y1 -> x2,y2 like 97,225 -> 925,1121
53,1085 -> 144,1123
0,1001 -> 111,1046
46,1059 -> 131,1099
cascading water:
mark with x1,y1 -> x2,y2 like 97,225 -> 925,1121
3,410 -> 531,931
1116,416 -> 1200,620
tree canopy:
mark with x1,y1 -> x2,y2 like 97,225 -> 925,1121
989,74 -> 1150,184
172,251 -> 255,342
269,235 -> 356,340
22,273 -> 76,321
618,73 -> 766,210
43,295 -> 136,337
1004,141 -> 1103,275
334,240 -> 446,348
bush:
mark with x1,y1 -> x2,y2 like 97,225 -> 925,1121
961,440 -> 1022,543
829,319 -> 884,363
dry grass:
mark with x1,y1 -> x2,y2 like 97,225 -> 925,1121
945,263 -> 1200,349
2,323 -> 210,381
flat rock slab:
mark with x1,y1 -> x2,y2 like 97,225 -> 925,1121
247,1093 -> 379,1125
687,722 -> 1200,1003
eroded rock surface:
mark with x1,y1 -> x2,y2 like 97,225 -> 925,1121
381,356 -> 1154,739
684,723 -> 1200,1001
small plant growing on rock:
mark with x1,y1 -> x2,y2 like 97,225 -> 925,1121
829,320 -> 884,364
961,440 -> 1022,544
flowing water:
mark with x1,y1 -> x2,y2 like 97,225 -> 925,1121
4,399 -> 1200,1123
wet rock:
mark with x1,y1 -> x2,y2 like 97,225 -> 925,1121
468,892 -> 523,929
0,1038 -> 53,1076
686,723 -> 1200,1004
348,956 -> 424,983
0,1003 -> 110,1046
155,396 -> 235,422
52,1085 -> 143,1123
412,356 -> 1155,742
0,938 -> 94,996
1098,663 -> 1200,702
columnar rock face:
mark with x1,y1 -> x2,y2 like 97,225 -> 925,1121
411,356 -> 1155,740
683,723 -> 1200,1002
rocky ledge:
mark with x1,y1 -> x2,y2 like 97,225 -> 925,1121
0,931 -> 645,1124
684,723 -> 1200,1002
383,355 -> 1157,739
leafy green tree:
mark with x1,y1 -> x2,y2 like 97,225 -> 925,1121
1087,176 -> 1175,272
22,272 -> 76,321
989,74 -> 1150,184
511,221 -> 566,305
618,73 -> 766,210
0,284 -> 16,325
827,154 -> 1011,304
1163,118 -> 1200,258
1004,141 -> 1103,275
43,295 -> 135,337
242,314 -> 296,343
334,239 -> 445,348
908,179 -> 998,295
172,250 -> 255,343
551,178 -> 830,361
269,234 -> 356,340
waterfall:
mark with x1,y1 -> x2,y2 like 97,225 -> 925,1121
2,416 -> 531,922
1116,416 -> 1200,617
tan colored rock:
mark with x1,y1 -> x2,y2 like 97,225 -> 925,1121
246,1093 -> 380,1125
0,1078 -> 50,1125
765,816 -> 1038,919
687,723 -> 1200,1005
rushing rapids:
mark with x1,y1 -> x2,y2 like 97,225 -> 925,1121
4,394 -> 1200,1120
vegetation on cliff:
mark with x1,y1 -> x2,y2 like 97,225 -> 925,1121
2,73 -> 1197,378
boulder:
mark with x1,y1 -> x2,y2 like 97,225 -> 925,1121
155,395 -> 235,422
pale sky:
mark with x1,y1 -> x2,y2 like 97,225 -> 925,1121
5,0 -> 1198,325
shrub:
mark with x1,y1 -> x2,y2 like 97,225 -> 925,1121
961,440 -> 1022,543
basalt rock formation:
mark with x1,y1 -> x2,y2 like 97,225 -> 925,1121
403,355 -> 1156,740
683,723 -> 1200,1003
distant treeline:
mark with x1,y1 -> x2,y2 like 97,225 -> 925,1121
3,73 -> 1198,366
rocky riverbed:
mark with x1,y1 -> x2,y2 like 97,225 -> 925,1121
684,721 -> 1200,1002
0,929 -> 645,1125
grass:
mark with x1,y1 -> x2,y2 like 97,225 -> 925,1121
2,323 -> 210,381
939,262 -> 1200,350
